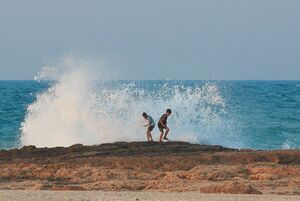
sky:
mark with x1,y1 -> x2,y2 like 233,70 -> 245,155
0,0 -> 300,80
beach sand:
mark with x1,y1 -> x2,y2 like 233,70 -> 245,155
1,190 -> 300,201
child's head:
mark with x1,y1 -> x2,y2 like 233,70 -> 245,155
166,109 -> 172,116
142,112 -> 148,119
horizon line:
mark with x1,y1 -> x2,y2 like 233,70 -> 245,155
0,79 -> 300,82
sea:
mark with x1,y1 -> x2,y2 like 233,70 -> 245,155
0,79 -> 299,150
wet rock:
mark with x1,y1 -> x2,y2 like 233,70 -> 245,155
21,145 -> 37,151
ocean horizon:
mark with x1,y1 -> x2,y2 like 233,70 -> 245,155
1,79 -> 299,150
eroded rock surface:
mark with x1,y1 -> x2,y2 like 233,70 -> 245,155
1,141 -> 300,195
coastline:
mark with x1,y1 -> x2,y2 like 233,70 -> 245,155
1,141 -> 300,195
1,190 -> 300,201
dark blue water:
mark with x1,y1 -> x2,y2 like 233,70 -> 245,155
224,81 -> 300,149
0,81 -> 46,149
0,80 -> 299,150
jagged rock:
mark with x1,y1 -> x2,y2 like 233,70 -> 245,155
0,141 -> 300,194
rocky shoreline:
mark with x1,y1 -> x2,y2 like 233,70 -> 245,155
1,141 -> 300,195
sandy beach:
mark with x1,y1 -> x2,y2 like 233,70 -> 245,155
1,190 -> 300,201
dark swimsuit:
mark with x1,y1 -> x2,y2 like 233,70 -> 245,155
147,125 -> 155,132
158,114 -> 168,132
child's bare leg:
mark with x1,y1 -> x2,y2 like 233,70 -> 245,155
164,128 -> 170,138
159,131 -> 164,142
149,133 -> 153,141
147,132 -> 152,142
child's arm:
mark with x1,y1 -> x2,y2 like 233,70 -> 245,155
144,119 -> 151,127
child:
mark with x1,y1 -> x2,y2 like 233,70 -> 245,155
158,109 -> 172,142
142,112 -> 155,142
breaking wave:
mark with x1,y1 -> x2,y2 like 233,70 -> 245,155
21,56 -> 239,148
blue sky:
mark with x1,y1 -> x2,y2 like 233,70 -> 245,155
0,0 -> 300,80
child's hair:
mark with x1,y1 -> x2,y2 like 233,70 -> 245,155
166,109 -> 172,114
142,112 -> 147,117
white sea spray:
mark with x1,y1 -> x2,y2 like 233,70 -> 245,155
21,55 -> 239,148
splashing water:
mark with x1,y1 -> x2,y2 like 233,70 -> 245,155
21,57 -> 238,148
